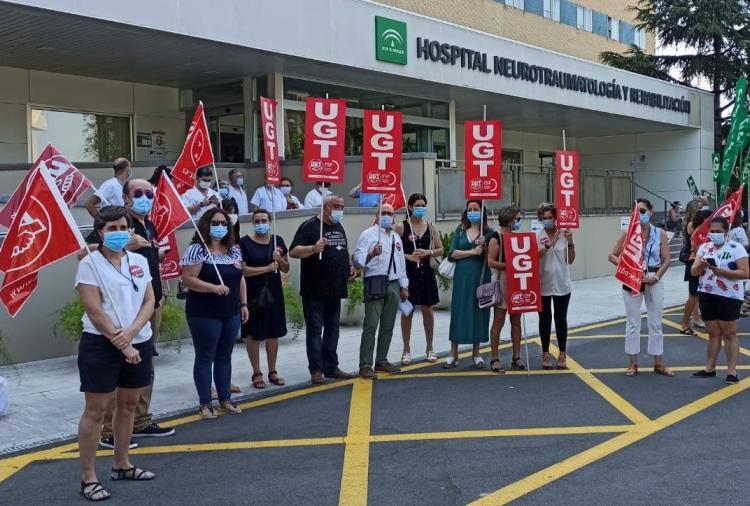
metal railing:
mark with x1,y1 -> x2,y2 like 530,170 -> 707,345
633,182 -> 674,229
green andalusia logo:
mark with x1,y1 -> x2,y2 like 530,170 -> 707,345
375,16 -> 407,65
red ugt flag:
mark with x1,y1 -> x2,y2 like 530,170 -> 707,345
691,185 -> 744,248
260,97 -> 281,184
172,101 -> 214,187
465,120 -> 502,200
615,203 -> 645,294
152,173 -> 192,241
157,233 -> 181,281
0,164 -> 86,316
555,150 -> 580,229
502,232 -> 542,314
362,110 -> 402,194
0,144 -> 92,228
303,98 -> 346,184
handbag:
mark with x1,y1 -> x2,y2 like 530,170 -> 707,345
249,241 -> 276,316
476,254 -> 503,309
364,236 -> 395,302
678,240 -> 690,263
437,258 -> 455,279
427,223 -> 441,270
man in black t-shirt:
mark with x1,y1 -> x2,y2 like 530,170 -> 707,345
290,195 -> 355,384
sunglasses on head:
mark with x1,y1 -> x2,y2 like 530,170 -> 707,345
211,220 -> 228,227
133,189 -> 154,199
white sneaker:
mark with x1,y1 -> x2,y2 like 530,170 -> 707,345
426,351 -> 437,363
401,352 -> 412,365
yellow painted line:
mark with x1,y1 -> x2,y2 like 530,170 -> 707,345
548,343 -> 650,425
568,333 -> 684,340
338,379 -> 373,506
567,318 -> 627,335
398,342 -> 516,373
585,364 -> 750,374
0,442 -> 79,482
469,377 -> 750,505
371,425 -> 631,443
661,319 -> 750,359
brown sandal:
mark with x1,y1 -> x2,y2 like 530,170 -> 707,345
268,370 -> 286,386
252,372 -> 267,389
625,364 -> 638,377
654,364 -> 675,377
556,352 -> 568,370
542,353 -> 553,370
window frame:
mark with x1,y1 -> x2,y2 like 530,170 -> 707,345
576,6 -> 593,32
608,16 -> 620,41
543,0 -> 560,21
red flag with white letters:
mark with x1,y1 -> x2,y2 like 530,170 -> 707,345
362,110 -> 402,194
555,150 -> 580,229
0,144 -> 92,228
465,120 -> 502,200
0,164 -> 86,316
502,232 -> 542,314
615,203 -> 644,294
152,173 -> 192,241
303,98 -> 346,184
171,101 -> 215,187
157,233 -> 181,280
260,97 -> 281,184
691,185 -> 744,248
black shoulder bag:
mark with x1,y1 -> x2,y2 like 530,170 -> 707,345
364,235 -> 395,302
249,240 -> 276,317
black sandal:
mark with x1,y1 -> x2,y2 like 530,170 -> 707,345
679,328 -> 696,335
80,481 -> 110,501
490,359 -> 505,374
511,357 -> 527,371
110,467 -> 155,481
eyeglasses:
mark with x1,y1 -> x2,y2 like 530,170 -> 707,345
210,220 -> 228,226
639,209 -> 648,214
280,185 -> 292,188
133,189 -> 154,199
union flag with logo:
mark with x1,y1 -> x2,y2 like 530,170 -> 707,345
152,173 -> 192,241
0,144 -> 92,228
0,164 -> 86,316
171,101 -> 215,189
615,202 -> 645,294
691,185 -> 744,248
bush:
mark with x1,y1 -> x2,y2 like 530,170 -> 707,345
0,330 -> 11,366
158,298 -> 188,341
345,277 -> 364,316
57,298 -> 85,341
436,230 -> 455,291
283,281 -> 304,339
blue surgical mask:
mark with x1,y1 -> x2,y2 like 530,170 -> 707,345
412,207 -> 426,218
331,210 -> 344,223
467,211 -> 481,223
236,177 -> 244,187
709,232 -> 726,246
639,212 -> 650,224
280,186 -> 292,195
219,188 -> 229,198
380,216 -> 393,229
132,196 -> 152,215
542,219 -> 555,230
209,225 -> 228,240
512,219 -> 521,231
102,231 -> 130,252
254,223 -> 270,235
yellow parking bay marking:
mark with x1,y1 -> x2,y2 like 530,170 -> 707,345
469,377 -> 750,505
338,379 -> 373,506
661,319 -> 750,359
370,425 -> 631,443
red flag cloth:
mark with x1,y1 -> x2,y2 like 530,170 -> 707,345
0,144 -> 92,228
502,232 -> 542,313
152,173 -> 192,241
691,185 -> 745,248
303,98 -> 346,184
171,101 -> 215,187
464,120 -> 502,200
615,203 -> 645,293
555,150 -> 580,229
260,97 -> 281,184
362,110 -> 402,194
381,190 -> 405,210
172,177 -> 193,196
0,164 -> 86,316
157,233 -> 181,280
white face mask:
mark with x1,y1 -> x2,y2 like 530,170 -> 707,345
228,213 -> 238,226
198,180 -> 212,190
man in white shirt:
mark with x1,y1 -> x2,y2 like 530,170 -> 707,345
304,182 -> 332,209
353,204 -> 409,379
227,168 -> 249,214
181,166 -> 221,220
85,157 -> 130,217
250,182 -> 286,212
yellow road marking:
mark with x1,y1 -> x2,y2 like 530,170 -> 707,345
568,333 -> 685,339
370,425 -> 631,443
338,379 -> 373,506
469,377 -> 750,505
661,319 -> 750,358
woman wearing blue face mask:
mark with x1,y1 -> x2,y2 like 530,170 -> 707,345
487,206 -> 524,372
239,209 -> 289,389
691,216 -> 750,384
395,193 -> 444,364
444,200 -> 493,368
535,203 -> 575,370
180,208 -> 249,419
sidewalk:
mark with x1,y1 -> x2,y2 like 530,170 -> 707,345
0,267 -> 688,455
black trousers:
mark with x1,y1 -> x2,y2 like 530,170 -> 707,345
303,296 -> 342,374
538,293 -> 571,353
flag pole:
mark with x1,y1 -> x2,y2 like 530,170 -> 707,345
521,312 -> 530,377
401,184 -> 417,253
211,163 -> 223,210
265,185 -> 278,272
480,104 -> 487,238
562,129 -> 567,151
318,92 -> 331,260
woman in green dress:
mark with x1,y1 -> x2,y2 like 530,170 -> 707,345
444,200 -> 494,368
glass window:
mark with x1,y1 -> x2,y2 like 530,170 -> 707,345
636,28 -> 647,49
543,0 -> 560,21
520,170 -> 551,211
610,175 -> 633,210
582,173 -> 607,210
577,6 -> 593,31
608,16 -> 620,40
31,109 -> 131,163
506,0 -> 525,9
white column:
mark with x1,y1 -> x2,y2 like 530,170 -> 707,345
448,99 -> 456,166
242,76 -> 256,161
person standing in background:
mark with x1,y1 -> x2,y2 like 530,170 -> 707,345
227,168 -> 249,214
85,157 -> 131,217
279,177 -> 304,209
303,182 -> 331,209
181,166 -> 221,220
251,180 -> 286,212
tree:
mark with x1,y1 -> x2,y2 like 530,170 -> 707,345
600,0 -> 750,156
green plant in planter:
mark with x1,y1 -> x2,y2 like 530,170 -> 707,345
0,330 -> 12,366
283,282 -> 304,340
436,229 -> 455,292
345,277 -> 364,317
57,298 -> 85,342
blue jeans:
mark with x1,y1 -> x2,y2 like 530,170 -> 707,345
302,297 -> 341,375
187,314 -> 240,405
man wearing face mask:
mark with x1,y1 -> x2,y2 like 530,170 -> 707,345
609,198 -> 673,377
304,182 -> 332,209
227,169 -> 249,214
218,180 -> 231,200
353,204 -> 409,379
85,157 -> 131,217
290,195 -> 355,384
181,166 -> 221,220
251,179 -> 286,212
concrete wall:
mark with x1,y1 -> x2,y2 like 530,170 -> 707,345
0,66 -> 184,164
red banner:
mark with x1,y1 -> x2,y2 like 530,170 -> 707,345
0,165 -> 86,316
157,233 -> 181,280
615,203 -> 644,293
381,190 -> 405,210
172,101 -> 215,187
303,98 -> 346,184
172,177 -> 193,196
362,110 -> 402,194
464,120 -> 502,200
502,232 -> 542,314
555,150 -> 580,229
0,144 -> 92,228
152,173 -> 192,241
691,184 -> 745,248
260,97 -> 281,184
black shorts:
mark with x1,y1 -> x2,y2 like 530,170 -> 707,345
77,332 -> 153,393
698,293 -> 743,322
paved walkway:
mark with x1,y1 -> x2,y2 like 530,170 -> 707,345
0,268 -> 689,454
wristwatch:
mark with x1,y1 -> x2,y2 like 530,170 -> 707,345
240,303 -> 248,307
